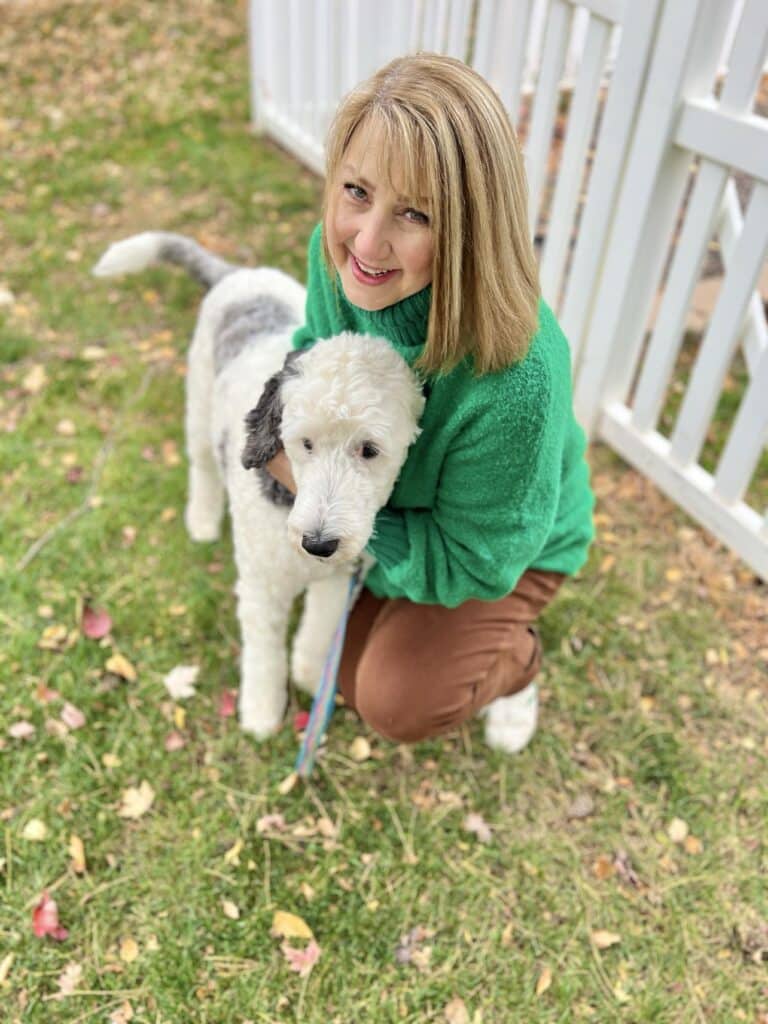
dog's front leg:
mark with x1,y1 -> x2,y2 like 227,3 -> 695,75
291,572 -> 355,697
235,578 -> 293,739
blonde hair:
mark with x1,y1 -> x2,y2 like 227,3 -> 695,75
322,52 -> 540,375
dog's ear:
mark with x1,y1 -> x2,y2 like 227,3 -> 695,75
241,349 -> 302,470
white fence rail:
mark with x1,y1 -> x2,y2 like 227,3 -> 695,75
248,0 -> 768,580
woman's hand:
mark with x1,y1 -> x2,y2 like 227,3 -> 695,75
265,449 -> 296,494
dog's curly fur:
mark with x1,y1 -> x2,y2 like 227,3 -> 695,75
94,233 -> 425,738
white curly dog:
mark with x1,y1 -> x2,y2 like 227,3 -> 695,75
93,232 -> 425,739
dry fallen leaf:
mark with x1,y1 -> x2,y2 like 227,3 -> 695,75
591,930 -> 621,950
68,833 -> 86,874
117,781 -> 155,820
535,965 -> 553,996
223,838 -> 244,865
105,653 -> 137,682
444,995 -> 470,1023
271,910 -> 314,941
667,818 -> 689,843
463,812 -> 493,844
163,664 -> 199,700
61,703 -> 86,730
0,953 -> 14,985
22,818 -> 48,842
119,937 -> 139,963
32,892 -> 68,940
221,899 -> 240,920
22,364 -> 48,394
81,604 -> 112,640
280,938 -> 321,977
349,736 -> 371,762
8,720 -> 35,740
57,961 -> 83,996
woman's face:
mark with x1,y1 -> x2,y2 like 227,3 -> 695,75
325,124 -> 434,312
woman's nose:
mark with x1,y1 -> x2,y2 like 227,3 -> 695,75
355,213 -> 391,261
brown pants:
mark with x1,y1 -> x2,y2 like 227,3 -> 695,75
338,569 -> 565,743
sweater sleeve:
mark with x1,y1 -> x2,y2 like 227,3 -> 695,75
365,361 -> 566,606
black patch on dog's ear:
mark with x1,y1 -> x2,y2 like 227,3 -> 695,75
241,350 -> 302,470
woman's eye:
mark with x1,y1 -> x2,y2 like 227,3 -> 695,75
404,208 -> 430,226
302,438 -> 313,453
344,183 -> 367,202
360,442 -> 379,460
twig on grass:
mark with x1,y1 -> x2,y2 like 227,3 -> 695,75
15,366 -> 157,572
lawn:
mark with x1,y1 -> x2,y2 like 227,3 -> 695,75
1,3 -> 767,1022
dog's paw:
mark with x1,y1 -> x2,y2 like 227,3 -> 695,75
290,648 -> 324,697
185,504 -> 221,543
484,682 -> 539,754
239,703 -> 284,740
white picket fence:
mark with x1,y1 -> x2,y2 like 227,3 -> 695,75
248,0 -> 768,581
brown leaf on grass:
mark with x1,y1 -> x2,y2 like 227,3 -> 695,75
81,604 -> 112,639
68,833 -> 86,873
591,929 -> 621,949
271,911 -> 313,941
444,995 -> 470,1023
105,653 -> 137,682
535,965 -> 553,996
592,855 -> 615,880
119,937 -> 139,963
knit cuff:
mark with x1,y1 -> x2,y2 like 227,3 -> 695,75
367,508 -> 408,570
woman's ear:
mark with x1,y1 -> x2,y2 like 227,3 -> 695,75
241,350 -> 302,470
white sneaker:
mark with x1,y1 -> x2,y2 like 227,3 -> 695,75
484,681 -> 539,753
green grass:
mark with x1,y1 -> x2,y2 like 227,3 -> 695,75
1,4 -> 767,1023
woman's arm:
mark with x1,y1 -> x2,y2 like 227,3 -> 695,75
265,449 -> 296,494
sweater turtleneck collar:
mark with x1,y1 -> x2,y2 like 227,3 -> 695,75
334,274 -> 432,364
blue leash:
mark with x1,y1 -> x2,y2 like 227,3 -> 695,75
294,567 -> 364,778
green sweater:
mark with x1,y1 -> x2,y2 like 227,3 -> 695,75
293,224 -> 594,607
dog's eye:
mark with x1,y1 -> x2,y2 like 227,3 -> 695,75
302,438 -> 313,453
360,442 -> 379,460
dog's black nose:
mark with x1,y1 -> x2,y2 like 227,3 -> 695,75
301,534 -> 339,558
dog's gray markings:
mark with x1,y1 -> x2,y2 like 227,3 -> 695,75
214,298 -> 296,375
216,427 -> 229,476
242,350 -> 302,510
155,233 -> 238,287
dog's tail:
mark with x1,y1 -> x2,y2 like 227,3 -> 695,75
92,231 -> 238,288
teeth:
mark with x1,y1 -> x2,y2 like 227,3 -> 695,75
355,256 -> 390,276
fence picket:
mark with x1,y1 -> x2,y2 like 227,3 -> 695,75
525,0 -> 573,228
539,11 -> 610,306
670,184 -> 768,467
714,348 -> 768,504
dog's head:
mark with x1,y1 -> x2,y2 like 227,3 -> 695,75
242,333 -> 425,563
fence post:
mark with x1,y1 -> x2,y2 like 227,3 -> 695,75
572,0 -> 737,435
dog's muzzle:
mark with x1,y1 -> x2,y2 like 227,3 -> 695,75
301,533 -> 339,559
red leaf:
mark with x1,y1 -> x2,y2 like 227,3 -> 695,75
32,892 -> 69,941
81,604 -> 112,640
293,711 -> 310,732
217,689 -> 237,718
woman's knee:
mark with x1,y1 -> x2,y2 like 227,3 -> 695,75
354,668 -> 468,743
